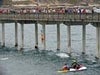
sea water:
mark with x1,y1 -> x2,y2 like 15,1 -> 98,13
0,23 -> 100,75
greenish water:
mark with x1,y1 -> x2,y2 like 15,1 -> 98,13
0,23 -> 100,75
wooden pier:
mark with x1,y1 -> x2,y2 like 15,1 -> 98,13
0,12 -> 100,58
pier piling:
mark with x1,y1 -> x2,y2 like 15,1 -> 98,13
15,22 -> 18,47
1,22 -> 5,47
42,24 -> 46,50
20,23 -> 24,50
57,23 -> 60,50
82,25 -> 86,54
67,25 -> 71,55
35,23 -> 38,49
96,24 -> 100,58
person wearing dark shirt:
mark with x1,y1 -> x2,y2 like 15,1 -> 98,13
71,60 -> 80,69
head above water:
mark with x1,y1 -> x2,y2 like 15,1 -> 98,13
72,60 -> 77,63
64,63 -> 67,65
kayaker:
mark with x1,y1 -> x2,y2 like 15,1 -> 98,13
62,64 -> 69,70
71,60 -> 80,69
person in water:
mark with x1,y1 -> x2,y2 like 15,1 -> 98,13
62,64 -> 69,70
71,60 -> 80,69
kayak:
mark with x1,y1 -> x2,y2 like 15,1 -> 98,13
69,66 -> 87,72
57,70 -> 68,73
57,66 -> 87,73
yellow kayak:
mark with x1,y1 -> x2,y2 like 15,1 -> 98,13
57,70 -> 69,73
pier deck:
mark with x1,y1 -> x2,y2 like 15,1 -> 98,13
0,13 -> 99,24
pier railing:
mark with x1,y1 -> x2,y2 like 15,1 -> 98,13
0,13 -> 100,22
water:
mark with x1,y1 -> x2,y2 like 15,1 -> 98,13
0,23 -> 100,75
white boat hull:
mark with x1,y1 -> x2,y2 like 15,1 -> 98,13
69,66 -> 87,72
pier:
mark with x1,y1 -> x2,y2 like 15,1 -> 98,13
0,9 -> 100,58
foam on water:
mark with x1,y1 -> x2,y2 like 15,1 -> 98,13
56,53 -> 69,58
0,58 -> 8,61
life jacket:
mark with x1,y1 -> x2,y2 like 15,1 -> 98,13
62,65 -> 69,70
